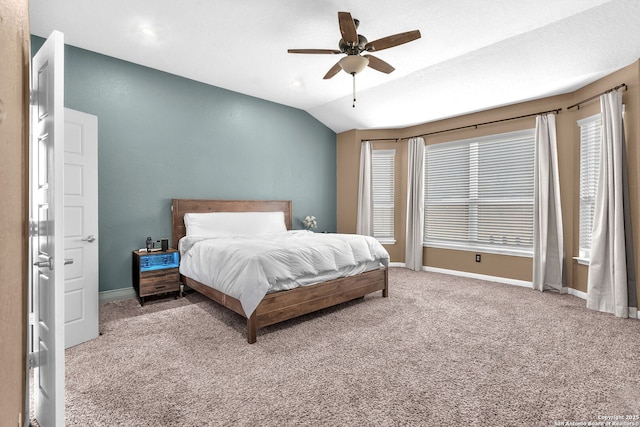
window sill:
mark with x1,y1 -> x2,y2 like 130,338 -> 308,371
376,238 -> 397,245
423,242 -> 532,258
573,257 -> 590,266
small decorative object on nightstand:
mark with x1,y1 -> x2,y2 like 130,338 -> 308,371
132,248 -> 180,305
303,215 -> 317,231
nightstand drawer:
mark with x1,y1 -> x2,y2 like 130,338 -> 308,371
139,267 -> 179,282
139,268 -> 179,296
140,280 -> 179,296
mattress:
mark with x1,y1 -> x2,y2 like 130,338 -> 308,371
179,230 -> 390,316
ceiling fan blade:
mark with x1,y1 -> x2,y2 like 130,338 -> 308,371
364,54 -> 395,74
338,11 -> 358,45
365,30 -> 421,52
288,49 -> 342,54
323,61 -> 342,80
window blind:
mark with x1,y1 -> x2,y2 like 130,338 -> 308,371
372,150 -> 395,243
577,114 -> 601,259
424,129 -> 535,255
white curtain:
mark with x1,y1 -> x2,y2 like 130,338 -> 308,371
587,90 -> 637,318
405,137 -> 425,271
532,113 -> 566,292
356,141 -> 373,236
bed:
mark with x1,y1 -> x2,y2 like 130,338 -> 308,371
171,199 -> 390,343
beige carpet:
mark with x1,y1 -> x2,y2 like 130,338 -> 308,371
62,268 -> 640,426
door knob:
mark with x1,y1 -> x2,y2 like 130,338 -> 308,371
81,235 -> 96,243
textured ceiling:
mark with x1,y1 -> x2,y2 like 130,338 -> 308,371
29,0 -> 640,133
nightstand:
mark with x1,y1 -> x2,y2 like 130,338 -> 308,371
132,249 -> 180,305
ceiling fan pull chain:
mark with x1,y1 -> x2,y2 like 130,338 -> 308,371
352,72 -> 356,108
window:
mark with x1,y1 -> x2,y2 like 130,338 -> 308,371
372,150 -> 395,243
423,129 -> 535,256
577,114 -> 601,260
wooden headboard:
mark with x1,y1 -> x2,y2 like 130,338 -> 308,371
171,199 -> 293,248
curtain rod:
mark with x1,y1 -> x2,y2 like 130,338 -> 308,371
567,83 -> 627,110
362,137 -> 402,142
360,108 -> 561,142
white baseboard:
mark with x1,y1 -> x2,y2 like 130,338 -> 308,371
565,288 -> 638,319
99,288 -> 136,304
388,262 -> 406,268
422,266 -> 532,288
567,287 -> 588,300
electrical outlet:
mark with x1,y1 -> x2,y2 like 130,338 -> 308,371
475,254 -> 481,262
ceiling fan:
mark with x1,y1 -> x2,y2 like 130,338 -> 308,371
288,11 -> 421,106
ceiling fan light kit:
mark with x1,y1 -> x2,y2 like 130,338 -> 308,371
288,11 -> 421,108
339,55 -> 369,74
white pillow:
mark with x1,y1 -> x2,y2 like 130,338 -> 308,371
184,211 -> 287,237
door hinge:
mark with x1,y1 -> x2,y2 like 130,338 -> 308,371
28,351 -> 40,369
29,312 -> 35,325
29,220 -> 38,237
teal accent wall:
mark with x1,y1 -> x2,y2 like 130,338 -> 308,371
32,36 -> 337,292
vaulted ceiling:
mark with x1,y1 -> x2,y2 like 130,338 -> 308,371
29,0 -> 640,133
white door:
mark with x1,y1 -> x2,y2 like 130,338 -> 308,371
64,108 -> 99,349
31,30 -> 65,427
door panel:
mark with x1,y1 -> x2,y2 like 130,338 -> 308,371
63,108 -> 99,349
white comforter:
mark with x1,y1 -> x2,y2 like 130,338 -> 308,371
179,230 -> 390,317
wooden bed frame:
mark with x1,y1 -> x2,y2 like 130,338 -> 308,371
171,199 -> 389,343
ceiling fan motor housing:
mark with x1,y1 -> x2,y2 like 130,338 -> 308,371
339,34 -> 368,54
